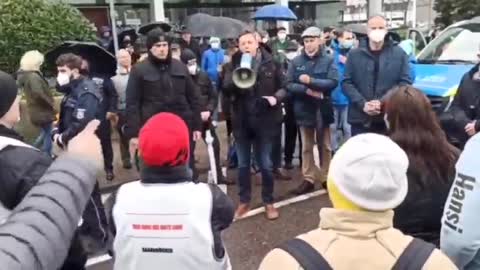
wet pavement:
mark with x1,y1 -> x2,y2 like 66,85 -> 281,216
89,123 -> 331,270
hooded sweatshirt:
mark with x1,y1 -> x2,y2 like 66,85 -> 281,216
441,133 -> 480,269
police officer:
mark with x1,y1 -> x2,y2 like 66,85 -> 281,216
80,59 -> 117,181
125,28 -> 202,173
53,53 -> 109,252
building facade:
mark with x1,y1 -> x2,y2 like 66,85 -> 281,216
68,0 -> 344,34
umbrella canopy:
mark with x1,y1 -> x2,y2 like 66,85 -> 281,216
108,28 -> 138,53
138,22 -> 172,35
186,13 -> 249,39
253,4 -> 297,21
45,41 -> 116,76
344,23 -> 368,36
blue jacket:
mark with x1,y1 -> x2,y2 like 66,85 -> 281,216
201,48 -> 224,86
441,133 -> 480,270
342,38 -> 412,125
286,48 -> 339,128
55,77 -> 102,146
331,46 -> 351,106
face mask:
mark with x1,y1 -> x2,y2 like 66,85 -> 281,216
211,42 -> 220,50
57,73 -> 70,86
341,40 -> 354,49
369,29 -> 387,43
188,65 -> 197,75
384,113 -> 390,130
278,33 -> 287,41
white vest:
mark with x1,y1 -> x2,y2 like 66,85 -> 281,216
113,181 -> 231,270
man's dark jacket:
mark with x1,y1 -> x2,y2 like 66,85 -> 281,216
286,47 -> 339,128
342,38 -> 412,125
222,48 -> 287,139
194,70 -> 218,114
0,126 -> 87,269
442,64 -> 480,148
125,54 -> 202,139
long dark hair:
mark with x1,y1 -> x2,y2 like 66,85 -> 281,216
385,85 -> 459,188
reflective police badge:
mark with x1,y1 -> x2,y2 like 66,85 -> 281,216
76,108 -> 86,120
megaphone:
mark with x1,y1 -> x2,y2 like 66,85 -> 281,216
232,53 -> 257,89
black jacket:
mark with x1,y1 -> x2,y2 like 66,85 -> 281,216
394,162 -> 457,246
91,74 -> 118,114
0,126 -> 51,209
445,64 -> 480,148
222,48 -> 287,139
125,54 -> 202,139
54,76 -> 103,146
194,70 -> 218,113
0,126 -> 87,268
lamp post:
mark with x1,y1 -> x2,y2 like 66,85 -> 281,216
109,0 -> 119,54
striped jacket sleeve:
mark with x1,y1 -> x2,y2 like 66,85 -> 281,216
0,154 -> 98,270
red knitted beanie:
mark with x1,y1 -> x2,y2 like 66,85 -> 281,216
139,113 -> 190,167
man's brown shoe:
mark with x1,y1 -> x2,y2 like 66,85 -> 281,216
265,204 -> 279,220
234,203 -> 250,219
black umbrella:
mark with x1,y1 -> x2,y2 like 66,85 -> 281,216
138,22 -> 172,35
344,23 -> 368,36
45,41 -> 116,76
108,28 -> 138,53
186,13 -> 249,39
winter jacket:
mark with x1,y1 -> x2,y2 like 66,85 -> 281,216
109,165 -> 234,270
0,125 -> 52,209
342,38 -> 412,125
223,48 -> 287,140
201,48 -> 225,86
444,64 -> 480,149
54,76 -> 103,146
286,48 -> 339,128
125,54 -> 202,139
181,39 -> 202,62
394,161 -> 458,246
194,70 -> 218,114
331,47 -> 351,106
16,70 -> 56,126
441,133 -> 480,270
0,154 -> 99,270
259,209 -> 457,270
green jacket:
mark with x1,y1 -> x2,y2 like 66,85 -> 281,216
17,71 -> 56,126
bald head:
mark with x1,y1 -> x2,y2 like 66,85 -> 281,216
117,49 -> 132,69
367,15 -> 388,30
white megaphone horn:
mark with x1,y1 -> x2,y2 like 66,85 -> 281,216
232,53 -> 257,89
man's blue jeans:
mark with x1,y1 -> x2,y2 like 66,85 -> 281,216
236,135 -> 274,204
33,122 -> 53,155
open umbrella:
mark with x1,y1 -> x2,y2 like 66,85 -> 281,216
138,21 -> 172,35
45,41 -> 116,76
186,13 -> 248,39
253,4 -> 297,21
344,23 -> 368,36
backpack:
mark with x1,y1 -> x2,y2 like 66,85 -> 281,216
278,238 -> 436,270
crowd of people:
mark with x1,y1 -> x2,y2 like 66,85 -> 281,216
0,11 -> 480,270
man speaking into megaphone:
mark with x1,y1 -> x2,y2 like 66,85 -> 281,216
223,30 -> 287,221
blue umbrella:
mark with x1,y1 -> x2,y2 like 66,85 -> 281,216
253,4 -> 298,21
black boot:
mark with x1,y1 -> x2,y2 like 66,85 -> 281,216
283,161 -> 294,170
291,180 -> 315,195
106,170 -> 115,182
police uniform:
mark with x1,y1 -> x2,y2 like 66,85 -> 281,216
53,76 -> 109,250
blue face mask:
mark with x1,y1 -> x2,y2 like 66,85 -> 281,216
340,40 -> 354,49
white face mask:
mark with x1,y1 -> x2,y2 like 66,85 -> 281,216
384,113 -> 390,130
211,42 -> 220,50
368,29 -> 387,43
57,72 -> 70,86
278,33 -> 287,41
188,65 -> 197,75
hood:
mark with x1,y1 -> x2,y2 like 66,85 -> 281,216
413,64 -> 474,97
